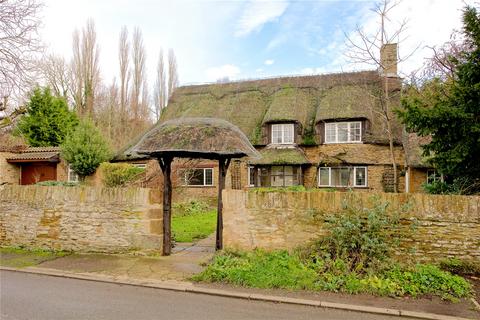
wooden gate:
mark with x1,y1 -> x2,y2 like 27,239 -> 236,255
20,162 -> 57,185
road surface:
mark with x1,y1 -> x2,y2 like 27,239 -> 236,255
1,270 -> 400,320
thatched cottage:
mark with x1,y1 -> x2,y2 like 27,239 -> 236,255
115,44 -> 431,198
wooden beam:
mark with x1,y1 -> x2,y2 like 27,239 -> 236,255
158,156 -> 173,256
216,158 -> 230,250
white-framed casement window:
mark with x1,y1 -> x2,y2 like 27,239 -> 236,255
67,164 -> 79,183
324,121 -> 362,143
318,166 -> 367,187
183,168 -> 214,186
248,166 -> 256,187
271,123 -> 294,144
426,169 -> 443,184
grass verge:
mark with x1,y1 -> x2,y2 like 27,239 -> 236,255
192,249 -> 472,301
0,246 -> 70,268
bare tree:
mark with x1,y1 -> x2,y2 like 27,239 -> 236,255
118,26 -> 130,124
167,48 -> 179,100
40,54 -> 71,101
153,48 -> 166,121
344,0 -> 416,193
71,18 -> 100,116
0,0 -> 43,105
131,27 -> 146,120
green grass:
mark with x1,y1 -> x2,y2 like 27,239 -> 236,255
193,249 -> 472,301
0,247 -> 70,268
172,201 -> 216,243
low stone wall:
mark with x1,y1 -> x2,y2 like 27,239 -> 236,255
0,185 -> 163,253
223,190 -> 480,261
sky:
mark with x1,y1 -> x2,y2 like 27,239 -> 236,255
40,0 -> 474,87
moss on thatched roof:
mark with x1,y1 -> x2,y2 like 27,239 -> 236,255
249,147 -> 310,165
131,117 -> 259,159
263,87 -> 317,126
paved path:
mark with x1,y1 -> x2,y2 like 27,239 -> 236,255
0,270 -> 399,320
36,235 -> 215,282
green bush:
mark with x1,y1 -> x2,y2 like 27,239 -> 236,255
100,163 -> 145,187
302,196 -> 408,272
36,181 -> 78,187
173,200 -> 211,217
61,119 -> 112,178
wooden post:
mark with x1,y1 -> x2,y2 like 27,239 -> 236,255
216,158 -> 230,250
158,156 -> 173,256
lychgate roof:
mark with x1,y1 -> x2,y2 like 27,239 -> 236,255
131,117 -> 260,159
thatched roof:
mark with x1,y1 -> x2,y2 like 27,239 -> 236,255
403,132 -> 432,168
249,147 -> 310,165
130,117 -> 260,159
160,71 -> 402,145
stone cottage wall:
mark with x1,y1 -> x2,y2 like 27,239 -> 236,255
0,152 -> 20,184
223,190 -> 480,262
0,185 -> 163,253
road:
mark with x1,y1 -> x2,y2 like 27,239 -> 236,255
1,270 -> 399,320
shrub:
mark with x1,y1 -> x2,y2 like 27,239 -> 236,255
302,196 -> 409,272
36,181 -> 78,187
173,200 -> 211,217
61,119 -> 112,178
100,163 -> 145,187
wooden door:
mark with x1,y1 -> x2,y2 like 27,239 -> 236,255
21,162 -> 57,185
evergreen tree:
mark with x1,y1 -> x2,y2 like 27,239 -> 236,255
399,6 -> 480,194
61,119 -> 112,178
16,87 -> 78,146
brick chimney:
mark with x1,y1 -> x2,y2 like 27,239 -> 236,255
380,43 -> 398,77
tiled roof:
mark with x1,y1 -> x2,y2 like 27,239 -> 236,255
6,147 -> 60,162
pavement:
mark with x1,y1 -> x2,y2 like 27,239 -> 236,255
1,236 -> 479,320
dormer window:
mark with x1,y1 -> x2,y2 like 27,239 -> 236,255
325,121 -> 362,143
271,123 -> 294,144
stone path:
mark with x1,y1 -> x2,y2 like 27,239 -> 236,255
35,234 -> 216,282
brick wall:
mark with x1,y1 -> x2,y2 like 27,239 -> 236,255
223,190 -> 480,261
0,185 -> 163,253
0,152 -> 20,184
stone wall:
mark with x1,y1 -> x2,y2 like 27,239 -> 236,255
0,152 -> 20,184
0,185 -> 163,253
223,190 -> 480,261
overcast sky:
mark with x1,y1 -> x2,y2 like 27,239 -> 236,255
40,0 -> 473,86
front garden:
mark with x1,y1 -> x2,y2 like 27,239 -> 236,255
172,200 -> 216,243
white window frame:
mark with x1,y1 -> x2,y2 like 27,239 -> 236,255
271,123 -> 294,144
67,164 -> 79,183
324,121 -> 362,144
183,168 -> 214,187
318,166 -> 368,188
248,166 -> 255,187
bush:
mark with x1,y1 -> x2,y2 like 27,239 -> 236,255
301,196 -> 408,272
61,119 -> 112,178
100,163 -> 145,187
173,200 -> 212,217
36,181 -> 78,187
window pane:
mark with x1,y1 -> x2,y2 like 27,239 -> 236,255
355,167 -> 366,186
325,123 -> 336,143
350,122 -> 361,142
272,124 -> 282,144
337,123 -> 348,142
185,169 -> 203,186
331,167 -> 351,186
205,169 -> 213,185
319,168 -> 330,186
283,124 -> 294,143
248,167 -> 255,186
